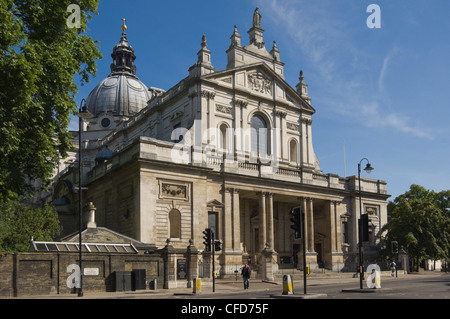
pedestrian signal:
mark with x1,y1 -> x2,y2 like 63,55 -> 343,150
391,241 -> 399,254
290,207 -> 304,239
214,240 -> 221,252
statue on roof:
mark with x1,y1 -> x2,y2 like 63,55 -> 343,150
253,7 -> 261,27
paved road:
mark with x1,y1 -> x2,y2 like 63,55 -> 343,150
178,271 -> 450,300
8,272 -> 448,318
11,271 -> 448,300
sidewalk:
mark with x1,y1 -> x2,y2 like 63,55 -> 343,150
15,270 -> 424,299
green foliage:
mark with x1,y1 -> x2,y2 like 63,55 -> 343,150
382,185 -> 450,267
0,0 -> 102,200
0,201 -> 61,252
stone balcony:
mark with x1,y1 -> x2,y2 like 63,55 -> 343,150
87,136 -> 388,197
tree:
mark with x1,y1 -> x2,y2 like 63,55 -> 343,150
0,201 -> 61,252
382,185 -> 450,270
0,0 -> 102,200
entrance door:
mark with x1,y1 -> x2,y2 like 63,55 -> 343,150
254,228 -> 259,253
315,243 -> 323,267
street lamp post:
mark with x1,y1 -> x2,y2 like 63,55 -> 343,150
358,158 -> 374,289
77,99 -> 94,297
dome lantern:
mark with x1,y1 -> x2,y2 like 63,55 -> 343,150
85,19 -> 151,119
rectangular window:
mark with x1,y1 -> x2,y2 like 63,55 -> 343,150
208,211 -> 218,238
342,221 -> 349,244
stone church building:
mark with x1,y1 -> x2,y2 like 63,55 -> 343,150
50,9 -> 389,282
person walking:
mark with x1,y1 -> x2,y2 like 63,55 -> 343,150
241,264 -> 251,289
390,261 -> 397,277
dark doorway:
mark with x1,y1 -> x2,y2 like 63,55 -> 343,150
315,243 -> 323,267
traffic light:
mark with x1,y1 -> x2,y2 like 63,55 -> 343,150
203,228 -> 211,252
391,241 -> 399,254
290,206 -> 303,239
360,214 -> 370,242
214,240 -> 221,252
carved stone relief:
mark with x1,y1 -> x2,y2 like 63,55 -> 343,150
159,182 -> 188,200
216,104 -> 232,115
248,72 -> 272,95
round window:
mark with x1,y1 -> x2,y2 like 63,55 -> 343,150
101,118 -> 111,128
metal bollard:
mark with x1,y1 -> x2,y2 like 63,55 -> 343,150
282,275 -> 293,295
150,279 -> 157,290
193,278 -> 201,294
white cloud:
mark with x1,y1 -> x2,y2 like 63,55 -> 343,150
261,0 -> 347,81
259,0 -> 431,139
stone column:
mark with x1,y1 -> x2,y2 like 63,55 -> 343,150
224,188 -> 233,252
232,189 -> 241,251
307,198 -> 314,252
329,201 -> 337,252
331,200 -> 344,271
333,201 -> 343,251
262,246 -> 275,281
267,193 -> 274,250
162,239 -> 177,289
301,119 -> 308,166
223,187 -> 243,275
259,192 -> 267,251
243,199 -> 251,254
276,111 -> 287,161
187,239 -> 199,288
201,90 -> 215,144
306,119 -> 314,167
301,197 -> 318,270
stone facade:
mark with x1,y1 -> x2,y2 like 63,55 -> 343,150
48,9 -> 389,283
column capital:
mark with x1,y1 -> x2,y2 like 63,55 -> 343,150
225,187 -> 239,193
257,191 -> 267,197
201,90 -> 216,100
234,98 -> 248,108
301,117 -> 313,125
275,110 -> 287,118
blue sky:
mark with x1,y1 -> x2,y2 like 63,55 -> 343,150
71,0 -> 450,200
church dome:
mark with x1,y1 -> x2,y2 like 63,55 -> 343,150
86,74 -> 150,117
86,19 -> 150,117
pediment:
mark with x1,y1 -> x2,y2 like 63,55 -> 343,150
207,199 -> 224,208
202,63 -> 315,114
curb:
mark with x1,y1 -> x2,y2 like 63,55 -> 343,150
270,293 -> 327,299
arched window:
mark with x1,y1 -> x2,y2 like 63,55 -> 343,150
169,209 -> 181,239
251,114 -> 270,155
289,139 -> 298,163
219,123 -> 228,151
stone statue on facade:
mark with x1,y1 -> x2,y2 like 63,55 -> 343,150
253,7 -> 261,27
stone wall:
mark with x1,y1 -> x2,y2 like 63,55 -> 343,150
0,251 -> 164,298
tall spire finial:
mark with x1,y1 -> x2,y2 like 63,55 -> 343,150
121,18 -> 127,32
110,17 -> 136,76
201,34 -> 207,48
297,70 -> 311,104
